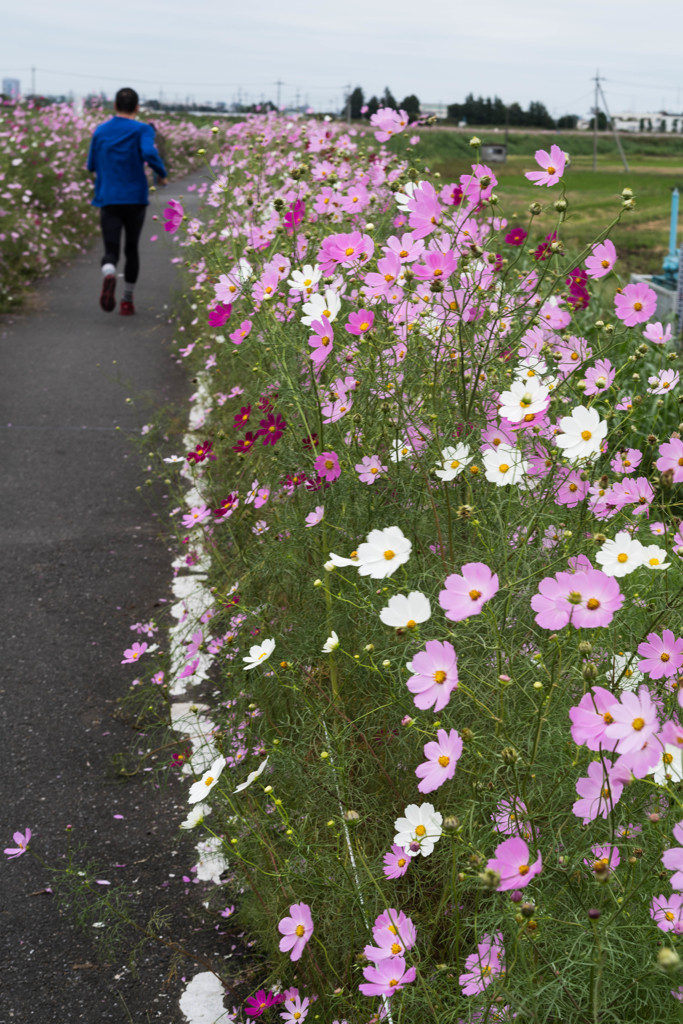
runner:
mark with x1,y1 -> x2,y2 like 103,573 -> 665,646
87,87 -> 168,315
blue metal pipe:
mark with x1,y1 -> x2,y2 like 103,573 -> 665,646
670,187 -> 679,259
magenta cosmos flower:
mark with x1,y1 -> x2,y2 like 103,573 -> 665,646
244,990 -> 285,1018
531,568 -> 623,630
637,630 -> 683,680
405,639 -> 458,712
585,239 -> 617,279
656,436 -> 683,483
278,902 -> 313,962
439,562 -> 499,622
314,451 -> 341,483
208,301 -> 232,327
614,282 -> 656,326
358,956 -> 416,998
525,144 -> 565,186
345,309 -> 374,336
162,198 -> 184,233
415,728 -> 463,794
486,837 -> 542,891
4,828 -> 31,859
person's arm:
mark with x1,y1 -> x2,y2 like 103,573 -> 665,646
140,124 -> 168,182
86,135 -> 97,174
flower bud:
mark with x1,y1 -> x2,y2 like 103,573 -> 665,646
657,948 -> 681,972
521,902 -> 535,918
469,136 -> 481,147
588,908 -> 601,920
510,890 -> 523,903
579,641 -> 593,655
528,202 -> 542,216
479,868 -> 501,889
553,198 -> 568,212
343,809 -> 360,823
501,746 -> 518,765
443,815 -> 460,831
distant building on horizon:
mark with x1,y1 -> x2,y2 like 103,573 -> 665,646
577,110 -> 683,133
2,78 -> 20,100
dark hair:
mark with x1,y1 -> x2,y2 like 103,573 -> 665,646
115,87 -> 139,114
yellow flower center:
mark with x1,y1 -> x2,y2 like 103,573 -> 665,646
438,755 -> 450,767
295,924 -> 305,937
632,717 -> 645,731
586,598 -> 600,610
370,467 -> 379,474
547,165 -> 556,174
666,911 -> 675,921
499,463 -> 510,473
469,589 -> 482,601
406,619 -> 417,627
397,857 -> 406,867
384,550 -> 395,560
388,924 -> 398,934
581,430 -> 592,441
322,309 -> 331,317
518,864 -> 530,875
601,258 -> 610,268
664,752 -> 674,765
391,942 -> 402,955
650,557 -> 660,566
324,459 -> 334,469
450,460 -> 461,469
345,247 -> 355,256
662,653 -> 671,662
434,670 -> 447,684
389,979 -> 399,988
303,278 -> 312,286
205,776 -> 214,786
603,711 -> 613,724
633,301 -> 643,311
399,249 -> 408,257
415,824 -> 426,837
617,553 -> 628,563
360,321 -> 370,331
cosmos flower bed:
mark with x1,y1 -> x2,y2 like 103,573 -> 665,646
0,99 -> 206,310
158,117 -> 683,1021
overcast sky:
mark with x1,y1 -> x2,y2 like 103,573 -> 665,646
4,0 -> 683,116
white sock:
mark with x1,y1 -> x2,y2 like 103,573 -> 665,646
102,262 -> 116,277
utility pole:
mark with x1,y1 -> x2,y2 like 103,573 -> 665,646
597,80 -> 629,172
592,70 -> 599,172
345,82 -> 352,124
275,79 -> 284,110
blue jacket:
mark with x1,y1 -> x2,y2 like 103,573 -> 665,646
87,117 -> 167,207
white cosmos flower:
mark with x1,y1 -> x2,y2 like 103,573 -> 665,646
180,802 -> 212,829
555,405 -> 607,462
434,443 -> 472,481
652,745 -> 683,785
641,543 -> 670,570
322,631 -> 340,653
595,531 -> 647,577
356,526 -> 412,579
390,439 -> 412,463
326,551 -> 359,569
498,377 -> 550,423
482,444 -> 528,486
393,802 -> 443,857
243,638 -> 276,670
163,454 -> 185,464
234,756 -> 269,794
300,288 -> 342,326
379,591 -> 431,628
288,263 -> 322,292
188,756 -> 225,805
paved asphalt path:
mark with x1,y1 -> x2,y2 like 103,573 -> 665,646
0,174 -> 221,1022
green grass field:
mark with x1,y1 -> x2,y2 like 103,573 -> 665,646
399,129 -> 683,276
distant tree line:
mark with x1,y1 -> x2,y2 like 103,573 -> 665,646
347,87 -> 421,120
446,93 -> 577,129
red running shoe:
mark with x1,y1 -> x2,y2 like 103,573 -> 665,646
100,274 -> 116,312
119,300 -> 135,316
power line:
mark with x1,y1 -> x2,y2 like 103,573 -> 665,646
0,66 -> 342,90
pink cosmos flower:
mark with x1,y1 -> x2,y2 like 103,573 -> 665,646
364,909 -> 417,962
162,198 -> 184,233
383,844 -> 411,879
121,641 -> 148,664
4,828 -> 31,859
604,686 -> 660,753
637,630 -> 683,680
182,504 -> 212,529
487,837 -> 542,890
531,568 -> 623,630
569,687 -> 619,751
415,728 -> 463,793
573,760 -> 624,823
614,282 -> 657,326
611,448 -> 642,474
583,358 -> 615,396
585,239 -> 617,278
460,163 -> 498,202
505,225 -> 528,246
229,319 -> 252,345
355,454 -> 387,484
405,639 -> 458,712
643,321 -> 673,345
439,562 -> 499,622
662,821 -> 683,889
651,892 -> 683,933
385,232 -> 424,263
345,310 -> 375,336
459,932 -> 505,995
280,996 -> 310,1024
358,956 -> 416,998
314,451 -> 341,482
305,506 -> 324,528
525,145 -> 566,186
208,302 -> 232,327
586,844 -> 620,875
278,902 -> 313,962
554,469 -> 590,508
308,317 -> 334,370
492,798 -> 531,839
648,369 -> 680,395
656,436 -> 683,482
412,249 -> 458,281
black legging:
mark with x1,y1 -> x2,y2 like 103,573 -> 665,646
100,204 -> 146,284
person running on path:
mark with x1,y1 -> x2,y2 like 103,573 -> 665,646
87,87 -> 168,315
